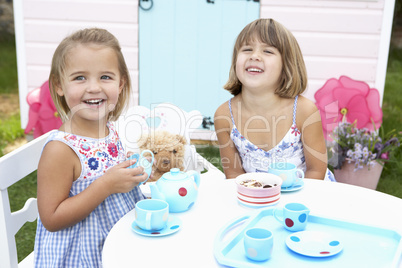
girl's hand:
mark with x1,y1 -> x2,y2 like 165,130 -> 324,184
101,158 -> 148,194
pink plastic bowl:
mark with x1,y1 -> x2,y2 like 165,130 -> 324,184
235,173 -> 282,206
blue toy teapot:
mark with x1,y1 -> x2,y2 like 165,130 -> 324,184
149,168 -> 200,212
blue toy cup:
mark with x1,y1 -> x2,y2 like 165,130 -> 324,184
244,227 -> 273,261
135,199 -> 169,231
127,149 -> 154,185
268,162 -> 304,188
273,203 -> 310,232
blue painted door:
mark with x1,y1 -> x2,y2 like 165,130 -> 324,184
139,0 -> 259,122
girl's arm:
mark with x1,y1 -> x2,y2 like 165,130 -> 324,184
297,96 -> 328,180
37,141 -> 147,232
214,102 -> 245,179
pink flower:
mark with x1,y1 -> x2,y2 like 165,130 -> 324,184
108,143 -> 118,158
314,76 -> 382,139
380,152 -> 389,160
291,125 -> 300,136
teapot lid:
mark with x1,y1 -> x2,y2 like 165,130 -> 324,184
162,168 -> 187,181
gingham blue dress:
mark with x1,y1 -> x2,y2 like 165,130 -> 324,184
34,122 -> 145,267
229,96 -> 335,181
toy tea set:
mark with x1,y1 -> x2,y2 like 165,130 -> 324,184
216,164 -> 402,267
128,150 -> 200,237
127,156 -> 402,266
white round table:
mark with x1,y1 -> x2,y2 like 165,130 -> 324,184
102,170 -> 402,268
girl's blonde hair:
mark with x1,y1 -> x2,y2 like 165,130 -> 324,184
49,28 -> 131,121
224,18 -> 307,98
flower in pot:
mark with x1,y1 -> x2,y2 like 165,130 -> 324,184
329,121 -> 401,170
315,76 -> 401,189
328,121 -> 401,189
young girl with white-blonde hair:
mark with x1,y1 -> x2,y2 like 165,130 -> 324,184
34,28 -> 147,267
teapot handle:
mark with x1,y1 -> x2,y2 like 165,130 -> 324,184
186,170 -> 201,188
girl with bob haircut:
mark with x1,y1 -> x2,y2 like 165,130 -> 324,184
215,18 -> 335,182
34,28 -> 148,267
49,28 -> 131,122
224,18 -> 307,98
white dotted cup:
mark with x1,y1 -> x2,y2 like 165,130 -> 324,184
244,228 -> 273,262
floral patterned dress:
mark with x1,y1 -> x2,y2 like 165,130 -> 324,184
229,96 -> 335,181
34,122 -> 145,267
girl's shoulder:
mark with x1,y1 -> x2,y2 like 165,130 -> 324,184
296,95 -> 318,116
39,134 -> 79,173
214,100 -> 231,118
42,131 -> 78,156
214,99 -> 235,130
295,95 -> 320,127
215,95 -> 242,116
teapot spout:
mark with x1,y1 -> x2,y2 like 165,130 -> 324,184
149,183 -> 165,201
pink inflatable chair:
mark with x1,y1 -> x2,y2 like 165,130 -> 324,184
25,81 -> 62,138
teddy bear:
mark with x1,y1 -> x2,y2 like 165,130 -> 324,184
137,130 -> 187,182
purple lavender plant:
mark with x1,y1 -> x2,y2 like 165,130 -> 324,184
329,122 -> 401,171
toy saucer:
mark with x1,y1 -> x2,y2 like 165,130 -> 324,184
131,215 -> 182,237
281,180 -> 304,192
286,231 -> 343,257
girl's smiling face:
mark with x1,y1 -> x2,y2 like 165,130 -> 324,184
57,44 -> 123,123
235,39 -> 283,93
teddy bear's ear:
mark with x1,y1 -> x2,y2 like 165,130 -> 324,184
175,134 -> 187,145
137,133 -> 150,149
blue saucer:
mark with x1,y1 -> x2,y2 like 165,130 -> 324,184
281,180 -> 304,192
131,215 -> 182,237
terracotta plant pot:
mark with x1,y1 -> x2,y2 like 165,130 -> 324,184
334,161 -> 384,190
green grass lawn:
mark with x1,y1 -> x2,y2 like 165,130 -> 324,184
0,37 -> 24,154
2,39 -> 402,262
0,38 -> 18,94
374,46 -> 402,198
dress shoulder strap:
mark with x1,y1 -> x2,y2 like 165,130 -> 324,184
292,95 -> 299,125
228,98 -> 235,125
